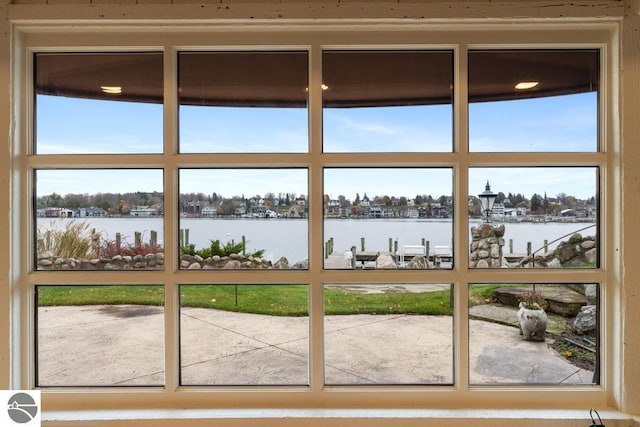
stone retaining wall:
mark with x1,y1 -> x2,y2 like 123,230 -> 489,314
37,251 -> 308,270
529,233 -> 597,268
469,223 -> 505,268
37,252 -> 165,270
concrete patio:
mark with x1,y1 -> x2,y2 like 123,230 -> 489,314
36,304 -> 595,387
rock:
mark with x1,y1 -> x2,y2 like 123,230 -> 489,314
585,284 -> 598,305
493,285 -> 585,316
405,256 -> 430,269
274,257 -> 289,268
490,244 -> 501,258
574,305 -> 597,334
547,258 -> 562,268
585,248 -> 597,264
556,241 -> 578,263
479,223 -> 494,238
292,259 -> 308,269
180,260 -> 191,269
39,259 -> 53,266
188,262 -> 202,269
223,260 -> 242,269
476,259 -> 489,268
569,233 -> 583,243
375,253 -> 397,269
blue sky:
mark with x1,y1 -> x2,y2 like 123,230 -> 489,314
36,92 -> 598,200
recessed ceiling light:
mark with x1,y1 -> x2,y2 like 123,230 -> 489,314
305,84 -> 329,92
101,86 -> 122,95
515,81 -> 539,90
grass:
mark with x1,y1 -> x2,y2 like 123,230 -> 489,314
37,220 -> 95,259
468,284 -> 504,306
37,285 -> 165,306
36,283 -> 557,317
37,284 -> 455,316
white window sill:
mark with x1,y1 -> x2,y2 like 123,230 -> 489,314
42,408 -> 636,427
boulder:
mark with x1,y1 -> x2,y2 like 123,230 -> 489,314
585,284 -> 598,305
573,305 -> 597,334
405,256 -> 430,269
375,253 -> 397,269
223,260 -> 242,269
273,256 -> 289,269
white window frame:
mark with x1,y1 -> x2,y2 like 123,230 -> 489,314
10,23 -> 619,414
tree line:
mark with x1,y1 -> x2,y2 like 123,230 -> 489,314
37,190 -> 594,217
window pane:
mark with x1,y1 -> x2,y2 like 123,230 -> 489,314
322,50 -> 453,153
324,168 -> 453,270
468,167 -> 598,269
36,285 -> 165,386
469,283 -> 599,385
179,51 -> 308,153
179,169 -> 308,270
35,169 -> 164,271
324,284 -> 453,385
468,50 -> 599,152
35,52 -> 164,154
180,285 -> 309,385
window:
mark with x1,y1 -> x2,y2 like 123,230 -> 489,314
18,27 -> 613,410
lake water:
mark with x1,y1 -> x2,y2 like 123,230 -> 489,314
37,217 -> 597,264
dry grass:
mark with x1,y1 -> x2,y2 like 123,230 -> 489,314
37,220 -> 97,259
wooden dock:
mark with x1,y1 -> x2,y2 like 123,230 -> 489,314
324,250 -> 384,269
324,250 -> 454,269
325,250 -> 529,269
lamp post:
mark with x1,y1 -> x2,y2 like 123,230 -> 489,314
478,180 -> 497,223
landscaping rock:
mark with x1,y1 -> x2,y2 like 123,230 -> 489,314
375,253 -> 397,269
493,285 -> 586,317
405,256 -> 431,269
573,305 -> 597,334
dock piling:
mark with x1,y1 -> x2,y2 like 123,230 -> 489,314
351,246 -> 357,269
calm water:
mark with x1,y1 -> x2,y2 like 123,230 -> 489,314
37,217 -> 596,263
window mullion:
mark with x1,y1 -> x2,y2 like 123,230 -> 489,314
164,45 -> 180,391
308,43 -> 325,392
454,43 -> 470,392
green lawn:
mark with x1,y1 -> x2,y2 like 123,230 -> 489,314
35,284 -> 489,316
